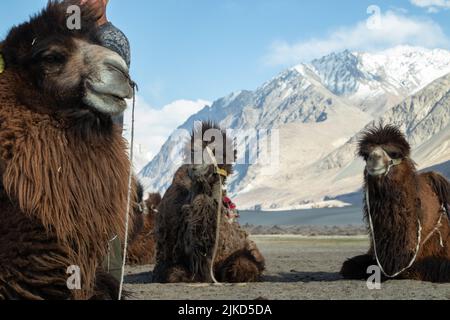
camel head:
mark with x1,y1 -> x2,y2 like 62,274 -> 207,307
1,1 -> 133,119
358,124 -> 412,179
185,121 -> 237,187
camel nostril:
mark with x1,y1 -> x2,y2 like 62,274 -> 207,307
104,57 -> 129,79
369,153 -> 382,162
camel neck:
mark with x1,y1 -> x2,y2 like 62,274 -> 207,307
1,101 -> 131,298
365,172 -> 420,275
366,171 -> 419,222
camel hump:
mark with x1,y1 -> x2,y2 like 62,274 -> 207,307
424,172 -> 450,215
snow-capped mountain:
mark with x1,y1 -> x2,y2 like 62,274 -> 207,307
140,65 -> 372,194
308,46 -> 450,116
140,46 -> 450,210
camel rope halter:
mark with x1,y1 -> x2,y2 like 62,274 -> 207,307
365,157 -> 445,279
204,146 -> 228,285
118,81 -> 138,300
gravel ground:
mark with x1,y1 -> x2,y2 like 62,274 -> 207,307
124,235 -> 450,300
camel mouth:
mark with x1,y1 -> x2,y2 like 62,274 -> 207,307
83,79 -> 133,116
188,164 -> 216,180
81,47 -> 133,116
83,89 -> 129,116
367,166 -> 387,177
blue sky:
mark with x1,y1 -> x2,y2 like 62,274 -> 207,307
1,0 -> 450,163
1,0 -> 449,108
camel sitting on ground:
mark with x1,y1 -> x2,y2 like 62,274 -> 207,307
341,125 -> 450,283
153,121 -> 265,283
0,1 -> 141,299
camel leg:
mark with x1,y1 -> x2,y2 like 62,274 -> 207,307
166,265 -> 198,283
247,241 -> 266,268
91,270 -> 120,300
340,254 -> 378,280
408,258 -> 450,283
217,249 -> 264,283
0,209 -> 71,300
153,262 -> 197,283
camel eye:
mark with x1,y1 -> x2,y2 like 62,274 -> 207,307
42,52 -> 65,65
387,151 -> 401,159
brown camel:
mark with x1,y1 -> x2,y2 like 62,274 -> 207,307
341,125 -> 450,283
0,1 -> 141,299
153,121 -> 265,283
127,193 -> 161,266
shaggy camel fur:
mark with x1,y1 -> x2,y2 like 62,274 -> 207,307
153,121 -> 265,283
0,1 -> 139,299
127,193 -> 161,266
341,125 -> 450,283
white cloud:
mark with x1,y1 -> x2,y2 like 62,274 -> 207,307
123,97 -> 210,171
264,10 -> 450,66
411,0 -> 450,12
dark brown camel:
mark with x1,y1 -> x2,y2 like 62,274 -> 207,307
153,121 -> 265,283
127,193 -> 161,266
341,125 -> 450,283
0,1 -> 141,299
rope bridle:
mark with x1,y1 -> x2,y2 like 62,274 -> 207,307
204,146 -> 228,285
365,157 -> 445,279
118,82 -> 137,300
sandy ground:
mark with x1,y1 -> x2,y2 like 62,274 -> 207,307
124,235 -> 450,300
